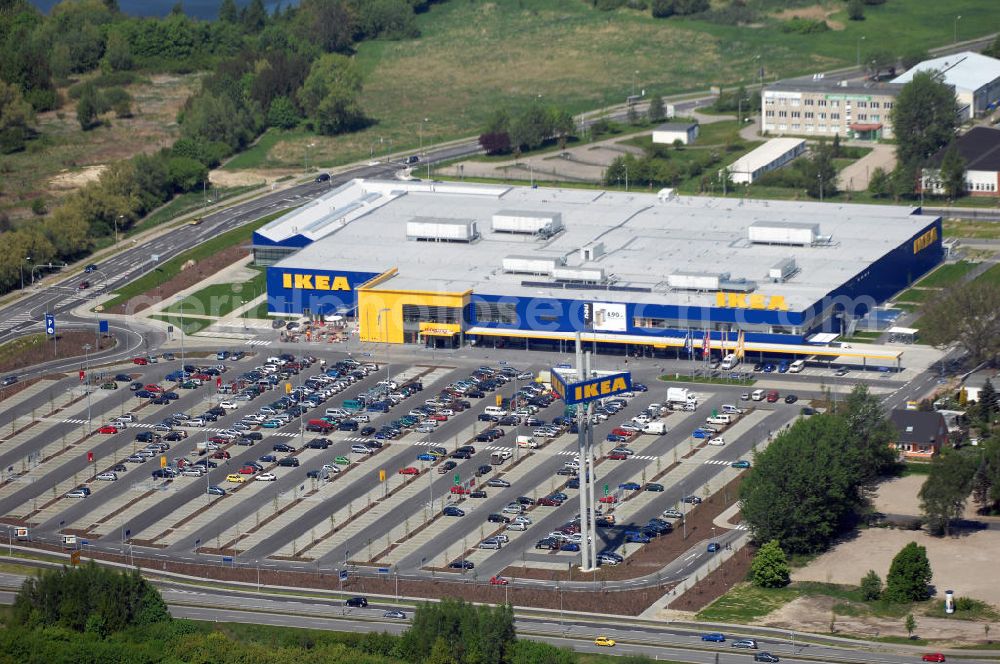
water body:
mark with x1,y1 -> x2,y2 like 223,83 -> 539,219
30,1 -> 296,20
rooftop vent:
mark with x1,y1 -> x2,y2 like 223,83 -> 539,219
668,271 -> 727,291
768,257 -> 798,282
748,221 -> 819,246
502,255 -> 564,275
406,217 -> 479,243
492,210 -> 563,236
580,242 -> 605,262
552,266 -> 606,283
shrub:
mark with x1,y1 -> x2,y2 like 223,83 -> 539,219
779,18 -> 830,34
860,570 -> 882,601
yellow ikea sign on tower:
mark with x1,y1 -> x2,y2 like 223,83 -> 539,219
573,376 -> 629,402
281,273 -> 351,291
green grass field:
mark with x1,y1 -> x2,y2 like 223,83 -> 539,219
974,263 -> 1000,286
102,209 -> 290,310
223,128 -> 314,171
149,315 -> 211,335
943,220 -> 1000,240
234,0 -> 1000,173
165,267 -> 265,319
913,261 -> 976,288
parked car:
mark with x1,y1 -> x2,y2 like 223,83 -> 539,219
754,654 -> 780,663
701,633 -> 726,643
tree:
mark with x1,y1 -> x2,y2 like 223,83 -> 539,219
847,0 -> 864,21
102,30 -> 133,72
920,448 -> 978,536
651,0 -> 675,18
980,379 -> 997,424
76,84 -> 100,130
884,541 -> 933,603
508,105 -> 553,152
241,0 -> 268,32
167,156 -> 208,192
479,131 -> 511,155
973,436 -> 1000,514
901,48 -> 929,70
938,143 -> 967,199
550,108 -> 575,150
739,414 -> 868,554
749,540 -> 791,588
647,94 -> 665,123
837,384 -> 898,487
868,166 -> 891,198
0,80 -> 35,154
919,280 -> 1000,366
298,53 -> 367,136
266,96 -> 300,129
985,34 -> 1000,59
905,613 -> 917,639
860,570 -> 882,601
804,144 -> 837,199
296,0 -> 354,53
891,72 -> 958,168
218,0 -> 238,22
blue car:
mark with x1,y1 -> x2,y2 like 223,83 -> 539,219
560,541 -> 581,552
701,633 -> 726,643
207,486 -> 226,496
708,542 -> 721,553
442,506 -> 465,517
135,390 -> 155,398
632,383 -> 648,392
619,482 -> 641,491
777,361 -> 789,373
624,531 -> 650,544
259,454 -> 277,463
692,429 -> 711,439
416,452 -> 436,462
606,434 -> 627,443
550,492 -> 568,501
567,478 -> 580,489
262,420 -> 283,428
763,364 -> 775,373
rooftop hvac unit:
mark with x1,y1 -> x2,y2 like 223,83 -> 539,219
492,210 -> 563,235
580,242 -> 605,262
768,257 -> 798,282
406,217 -> 479,242
502,255 -> 564,275
668,271 -> 726,291
718,278 -> 758,293
552,266 -> 606,283
748,221 -> 819,246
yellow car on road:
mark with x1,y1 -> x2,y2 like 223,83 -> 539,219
594,636 -> 616,647
225,473 -> 246,483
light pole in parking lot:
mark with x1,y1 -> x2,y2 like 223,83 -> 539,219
83,344 -> 92,435
377,307 -> 391,384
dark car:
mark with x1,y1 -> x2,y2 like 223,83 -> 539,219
345,596 -> 367,608
645,483 -> 665,492
442,506 -> 465,517
475,464 -> 492,477
449,560 -> 474,570
682,495 -> 703,504
273,443 -> 296,453
114,373 -> 132,382
701,633 -> 726,643
784,394 -> 798,404
535,538 -> 559,550
207,486 -> 226,496
469,490 -> 487,498
306,438 -> 332,449
277,457 -> 300,467
315,173 -> 331,182
754,654 -> 780,663
487,513 -> 510,524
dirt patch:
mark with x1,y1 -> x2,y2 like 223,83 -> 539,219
209,169 -> 295,188
0,331 -> 115,374
500,475 -> 745,583
771,4 -> 844,30
48,165 -> 108,191
792,527 -> 1000,608
667,543 -> 756,611
108,245 -> 249,315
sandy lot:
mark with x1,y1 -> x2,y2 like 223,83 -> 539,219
792,476 -> 1000,608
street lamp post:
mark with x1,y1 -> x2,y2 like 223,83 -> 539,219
954,15 -> 962,43
20,256 -> 31,290
419,118 -> 429,156
377,307 -> 391,384
115,215 -> 123,245
83,344 -> 92,434
856,35 -> 865,68
632,70 -> 639,99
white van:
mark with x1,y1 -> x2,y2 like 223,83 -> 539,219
642,422 -> 668,435
751,389 -> 765,401
789,359 -> 806,373
720,353 -> 739,370
706,414 -> 732,426
721,404 -> 744,415
516,435 -> 538,449
484,406 -> 508,417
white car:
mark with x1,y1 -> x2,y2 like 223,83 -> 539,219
512,515 -> 532,525
255,472 -> 277,481
322,464 -> 342,473
219,401 -> 239,410
96,471 -> 118,481
708,437 -> 726,446
65,488 -> 89,498
181,468 -> 204,477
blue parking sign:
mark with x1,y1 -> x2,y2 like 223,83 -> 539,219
44,314 -> 55,336
98,320 -> 109,333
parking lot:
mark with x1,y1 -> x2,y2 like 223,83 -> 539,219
0,348 -> 835,581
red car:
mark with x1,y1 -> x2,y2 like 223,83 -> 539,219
430,413 -> 449,422
399,467 -> 420,476
489,576 -> 509,585
450,485 -> 469,495
98,425 -> 119,434
143,384 -> 162,393
537,497 -> 561,506
607,452 -> 629,460
132,357 -> 149,365
921,655 -> 946,663
209,436 -> 232,445
239,466 -> 256,475
211,450 -> 231,460
599,495 -> 618,504
611,428 -> 634,437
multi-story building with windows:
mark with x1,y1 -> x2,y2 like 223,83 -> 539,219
762,75 -> 902,140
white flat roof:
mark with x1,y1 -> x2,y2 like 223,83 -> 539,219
892,51 -> 1000,93
274,180 -> 933,312
727,138 -> 805,175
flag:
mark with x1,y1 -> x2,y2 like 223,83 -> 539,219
736,330 -> 746,359
702,331 -> 710,358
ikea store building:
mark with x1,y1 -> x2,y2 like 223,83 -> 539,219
254,179 -> 942,361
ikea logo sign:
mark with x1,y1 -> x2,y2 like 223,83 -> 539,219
715,292 -> 788,311
912,227 -> 938,254
553,371 -> 632,405
281,273 -> 352,291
